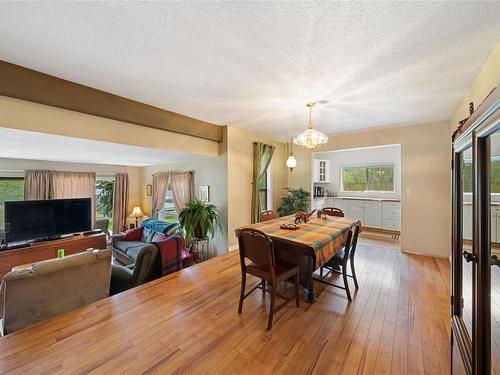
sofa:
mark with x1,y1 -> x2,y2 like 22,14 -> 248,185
1,249 -> 111,335
111,219 -> 180,265
110,243 -> 162,295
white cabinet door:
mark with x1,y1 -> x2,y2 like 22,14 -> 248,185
364,203 -> 382,228
348,202 -> 364,222
314,160 -> 330,183
333,199 -> 349,215
312,159 -> 319,183
320,160 -> 330,183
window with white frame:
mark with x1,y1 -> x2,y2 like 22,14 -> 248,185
160,182 -> 178,223
341,164 -> 395,193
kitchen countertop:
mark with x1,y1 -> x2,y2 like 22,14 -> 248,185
313,196 -> 401,202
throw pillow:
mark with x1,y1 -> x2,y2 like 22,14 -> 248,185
122,227 -> 143,241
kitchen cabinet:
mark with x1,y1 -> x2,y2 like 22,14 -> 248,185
313,159 -> 330,183
329,198 -> 400,232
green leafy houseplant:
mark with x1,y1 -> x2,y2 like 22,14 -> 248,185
277,188 -> 311,216
178,198 -> 222,241
96,180 -> 114,218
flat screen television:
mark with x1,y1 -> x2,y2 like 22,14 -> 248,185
4,198 -> 92,242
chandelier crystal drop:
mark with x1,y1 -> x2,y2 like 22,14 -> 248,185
293,102 -> 328,149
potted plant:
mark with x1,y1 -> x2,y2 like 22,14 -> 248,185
277,187 -> 311,216
178,198 -> 222,241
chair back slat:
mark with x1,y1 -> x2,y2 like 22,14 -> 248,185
323,207 -> 344,217
261,210 -> 277,222
342,223 -> 360,262
236,228 -> 275,269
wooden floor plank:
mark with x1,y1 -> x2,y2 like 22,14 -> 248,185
0,236 -> 450,375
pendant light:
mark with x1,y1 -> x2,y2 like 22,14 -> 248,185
293,102 -> 328,149
286,139 -> 297,171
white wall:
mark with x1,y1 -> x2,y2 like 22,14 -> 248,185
312,144 -> 401,199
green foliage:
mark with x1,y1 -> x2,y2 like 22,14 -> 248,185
277,188 -> 310,216
463,159 -> 500,193
96,180 -> 114,218
178,198 -> 222,241
342,166 -> 394,192
0,179 -> 24,229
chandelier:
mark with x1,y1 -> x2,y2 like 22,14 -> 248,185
293,102 -> 328,149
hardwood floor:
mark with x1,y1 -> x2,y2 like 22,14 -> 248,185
0,235 -> 450,375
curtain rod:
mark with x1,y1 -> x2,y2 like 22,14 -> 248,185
152,170 -> 194,177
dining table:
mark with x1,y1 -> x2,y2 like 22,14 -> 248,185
236,214 -> 361,303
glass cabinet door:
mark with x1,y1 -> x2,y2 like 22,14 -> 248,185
462,147 -> 474,339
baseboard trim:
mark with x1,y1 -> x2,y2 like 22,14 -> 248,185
228,244 -> 238,252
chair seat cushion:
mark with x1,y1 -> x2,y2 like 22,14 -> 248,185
247,261 -> 297,277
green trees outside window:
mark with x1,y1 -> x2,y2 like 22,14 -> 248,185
342,165 -> 395,192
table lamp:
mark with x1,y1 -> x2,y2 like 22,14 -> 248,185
129,206 -> 145,227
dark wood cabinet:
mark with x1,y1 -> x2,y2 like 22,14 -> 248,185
451,86 -> 499,375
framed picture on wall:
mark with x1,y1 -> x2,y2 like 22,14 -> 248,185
199,185 -> 210,203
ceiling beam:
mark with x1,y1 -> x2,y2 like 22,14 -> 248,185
0,60 -> 223,142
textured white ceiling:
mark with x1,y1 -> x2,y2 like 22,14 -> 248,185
0,2 -> 499,141
0,128 -> 200,166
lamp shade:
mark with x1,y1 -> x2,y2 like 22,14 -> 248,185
129,206 -> 144,218
286,155 -> 297,169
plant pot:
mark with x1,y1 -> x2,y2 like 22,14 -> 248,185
194,226 -> 204,239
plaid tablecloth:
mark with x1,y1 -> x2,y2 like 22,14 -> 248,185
241,215 -> 361,268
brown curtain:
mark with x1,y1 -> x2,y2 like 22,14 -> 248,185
24,170 -> 51,200
50,171 -> 96,227
112,173 -> 129,234
170,171 -> 194,212
152,173 -> 169,219
251,142 -> 275,223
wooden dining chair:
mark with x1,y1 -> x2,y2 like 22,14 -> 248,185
316,224 -> 360,301
322,207 -> 345,217
261,210 -> 277,222
235,228 -> 300,330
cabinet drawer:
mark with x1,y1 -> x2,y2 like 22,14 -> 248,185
382,207 -> 400,219
364,201 -> 381,209
382,201 -> 401,209
382,219 -> 400,231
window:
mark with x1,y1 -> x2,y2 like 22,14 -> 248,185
161,182 -> 178,223
259,168 -> 272,212
463,157 -> 500,193
341,164 -> 395,193
95,178 -> 114,233
0,178 -> 24,231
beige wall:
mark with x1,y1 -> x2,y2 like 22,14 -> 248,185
226,126 -> 288,247
0,96 -> 219,157
0,157 -> 142,224
288,122 -> 451,258
450,41 -> 500,132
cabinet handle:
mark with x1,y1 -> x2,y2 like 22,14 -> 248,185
463,250 -> 478,263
